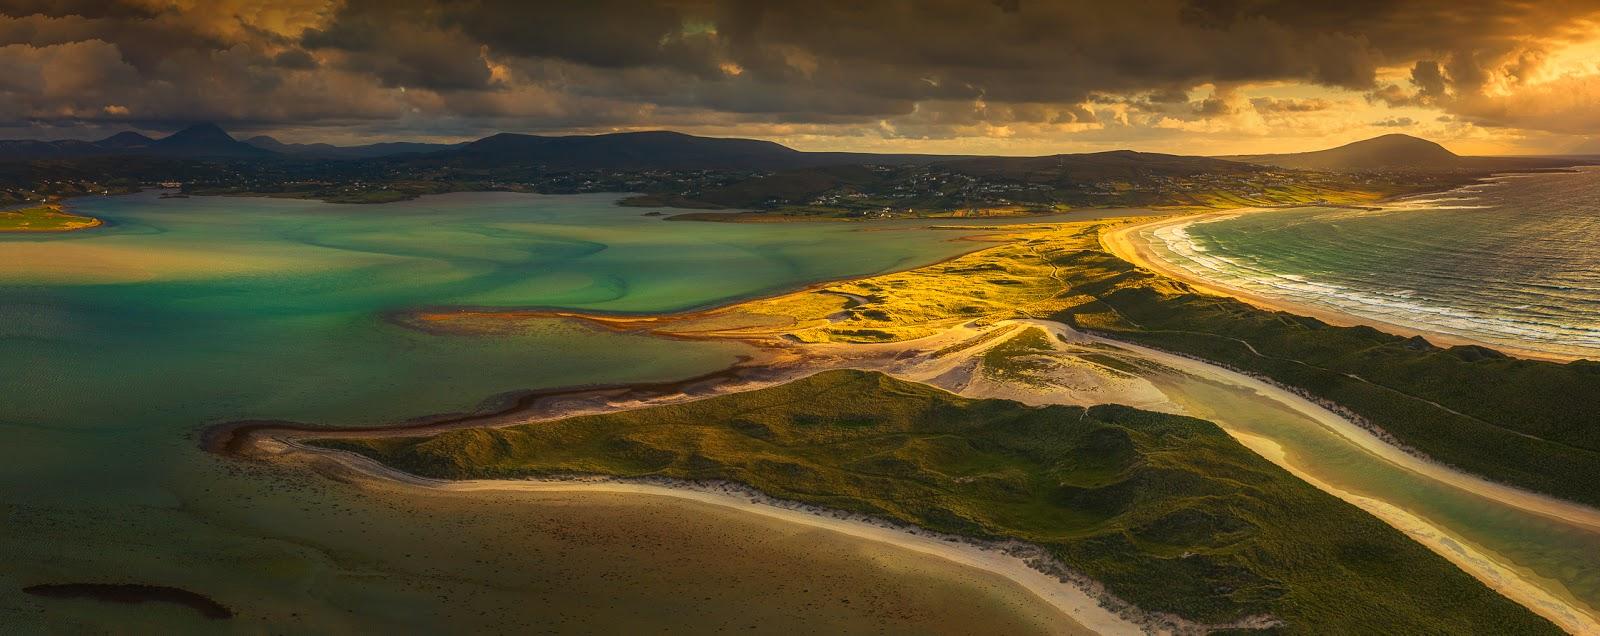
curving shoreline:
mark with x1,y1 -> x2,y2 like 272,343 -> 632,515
209,324 -> 1163,635
213,315 -> 1600,634
1100,211 -> 1585,363
202,207 -> 1600,633
213,319 -> 1302,635
280,438 -> 1145,635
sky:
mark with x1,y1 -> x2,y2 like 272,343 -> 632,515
3,0 -> 1600,156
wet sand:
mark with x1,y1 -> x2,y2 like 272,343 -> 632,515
218,310 -> 1600,633
214,321 -> 1168,635
240,314 -> 1600,634
256,438 -> 1105,635
1099,212 -> 1583,363
285,440 -> 1127,635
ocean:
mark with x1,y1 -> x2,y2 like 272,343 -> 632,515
1145,166 -> 1600,359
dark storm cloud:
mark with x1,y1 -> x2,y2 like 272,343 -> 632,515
1251,97 -> 1332,113
0,0 -> 1598,138
0,0 -> 155,19
272,48 -> 317,70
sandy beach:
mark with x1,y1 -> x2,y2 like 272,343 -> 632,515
283,438 -> 1140,636
197,195 -> 1600,635
1100,212 -> 1585,363
220,315 -> 1600,634
215,322 -> 1200,635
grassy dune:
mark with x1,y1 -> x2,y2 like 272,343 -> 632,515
315,370 -> 1553,633
633,218 -> 1600,510
420,218 -> 1600,508
0,204 -> 100,232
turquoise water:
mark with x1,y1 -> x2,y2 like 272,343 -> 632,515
0,192 -> 993,630
1148,369 -> 1600,628
1145,166 -> 1600,359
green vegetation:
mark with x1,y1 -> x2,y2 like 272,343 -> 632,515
434,218 -> 1600,510
1056,245 -> 1600,508
0,203 -> 100,232
664,216 -> 1600,510
980,326 -> 1058,385
315,370 -> 1553,633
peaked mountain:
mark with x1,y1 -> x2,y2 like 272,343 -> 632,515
0,124 -> 269,160
1224,134 -> 1460,172
95,131 -> 156,149
146,123 -> 270,158
245,135 -> 462,158
1225,134 -> 1588,172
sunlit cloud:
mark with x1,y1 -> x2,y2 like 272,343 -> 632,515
0,0 -> 1598,154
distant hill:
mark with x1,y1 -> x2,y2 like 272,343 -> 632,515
445,130 -> 812,170
145,124 -> 270,158
95,131 -> 156,150
0,124 -> 269,160
0,138 -> 101,160
0,126 -> 950,168
245,135 -> 462,159
437,130 -> 951,171
1224,134 -> 1460,172
1224,134 -> 1584,173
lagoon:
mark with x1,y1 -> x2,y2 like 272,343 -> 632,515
0,191 -> 1064,631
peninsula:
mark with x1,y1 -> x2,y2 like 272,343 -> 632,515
0,203 -> 100,232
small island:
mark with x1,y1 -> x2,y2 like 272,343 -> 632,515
0,203 -> 101,233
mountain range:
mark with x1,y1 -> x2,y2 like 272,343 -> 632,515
439,130 -> 960,170
0,123 -> 269,159
0,125 -> 1584,175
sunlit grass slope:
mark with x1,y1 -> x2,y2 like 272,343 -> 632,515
646,218 -> 1600,510
420,216 -> 1600,508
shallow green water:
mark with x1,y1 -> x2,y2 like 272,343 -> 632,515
1144,362 -> 1600,628
0,192 -> 1007,631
